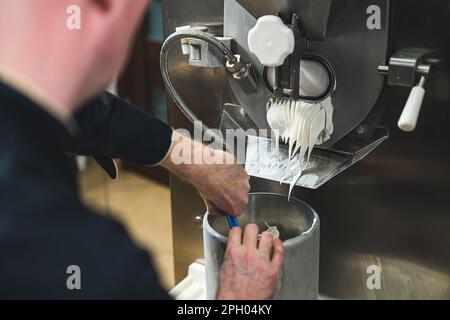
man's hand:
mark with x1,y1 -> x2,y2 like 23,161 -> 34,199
191,149 -> 249,216
216,224 -> 284,300
161,130 -> 250,216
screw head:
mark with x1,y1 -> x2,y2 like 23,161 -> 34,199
194,215 -> 203,228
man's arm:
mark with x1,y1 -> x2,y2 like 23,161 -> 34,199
72,92 -> 250,217
71,91 -> 173,166
70,94 -> 280,299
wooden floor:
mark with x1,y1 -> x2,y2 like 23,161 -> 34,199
78,160 -> 174,290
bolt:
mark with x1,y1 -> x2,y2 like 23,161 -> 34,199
194,215 -> 203,228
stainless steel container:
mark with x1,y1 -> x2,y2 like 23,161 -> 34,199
203,193 -> 320,300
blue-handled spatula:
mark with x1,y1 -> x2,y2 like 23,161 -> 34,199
226,215 -> 239,228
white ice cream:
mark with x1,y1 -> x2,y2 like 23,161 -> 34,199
266,96 -> 334,197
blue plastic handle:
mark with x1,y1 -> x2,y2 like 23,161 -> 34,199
226,215 -> 239,229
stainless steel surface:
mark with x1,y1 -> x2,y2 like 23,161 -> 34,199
203,193 -> 320,299
378,64 -> 432,78
163,0 -> 233,283
307,0 -> 450,298
165,0 -> 450,299
245,125 -> 388,189
220,103 -> 259,133
250,149 -> 450,299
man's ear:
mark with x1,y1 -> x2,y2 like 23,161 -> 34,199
81,0 -> 149,80
90,0 -> 113,13
89,0 -> 148,18
84,0 -> 147,43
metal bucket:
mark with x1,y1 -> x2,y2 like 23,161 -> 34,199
203,192 -> 320,300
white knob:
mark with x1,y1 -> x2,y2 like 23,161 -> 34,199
248,15 -> 295,67
398,77 -> 426,132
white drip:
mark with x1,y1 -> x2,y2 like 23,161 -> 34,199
267,97 -> 334,198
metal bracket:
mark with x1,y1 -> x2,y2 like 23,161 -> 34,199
378,48 -> 439,132
187,36 -> 233,68
378,48 -> 434,87
273,13 -> 306,99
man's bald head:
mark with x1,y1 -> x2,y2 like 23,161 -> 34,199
0,0 -> 150,114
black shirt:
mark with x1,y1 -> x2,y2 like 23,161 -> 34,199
0,81 -> 173,299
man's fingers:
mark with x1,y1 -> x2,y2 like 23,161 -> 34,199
271,239 -> 284,269
258,231 -> 274,258
243,223 -> 259,247
227,226 -> 243,247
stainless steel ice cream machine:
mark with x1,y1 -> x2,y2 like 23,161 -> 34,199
162,0 -> 450,299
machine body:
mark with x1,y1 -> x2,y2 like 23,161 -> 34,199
164,0 -> 450,299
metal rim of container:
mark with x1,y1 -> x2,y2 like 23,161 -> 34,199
204,192 -> 320,246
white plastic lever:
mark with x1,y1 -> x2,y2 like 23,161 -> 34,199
398,76 -> 426,132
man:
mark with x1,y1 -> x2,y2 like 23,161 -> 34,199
0,0 -> 283,299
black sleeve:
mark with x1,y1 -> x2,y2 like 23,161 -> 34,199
71,92 -> 173,166
0,183 -> 172,299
